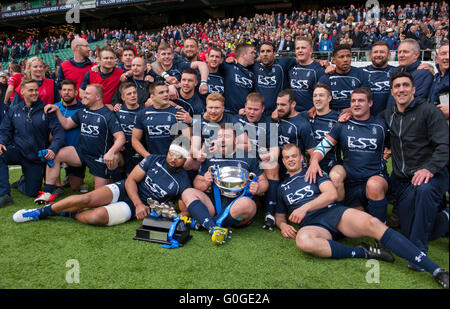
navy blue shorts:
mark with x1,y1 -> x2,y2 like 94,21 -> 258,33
320,159 -> 343,175
122,151 -> 142,175
299,205 -> 348,239
344,173 -> 389,209
66,165 -> 86,179
75,146 -> 119,180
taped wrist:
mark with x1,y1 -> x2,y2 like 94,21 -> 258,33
314,137 -> 333,158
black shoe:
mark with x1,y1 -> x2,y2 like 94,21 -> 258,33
262,213 -> 275,231
358,241 -> 395,263
52,187 -> 65,196
10,175 -> 24,189
433,269 -> 449,289
0,194 -> 14,208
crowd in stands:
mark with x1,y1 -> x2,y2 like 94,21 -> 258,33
1,1 -> 449,67
0,0 -> 68,12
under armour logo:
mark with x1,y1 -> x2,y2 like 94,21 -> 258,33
415,252 -> 426,263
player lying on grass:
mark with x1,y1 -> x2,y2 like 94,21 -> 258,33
276,143 -> 449,289
12,140 -> 191,227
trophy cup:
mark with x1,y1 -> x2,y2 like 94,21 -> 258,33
208,166 -> 257,198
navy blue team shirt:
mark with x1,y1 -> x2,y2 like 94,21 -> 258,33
276,169 -> 338,216
116,104 -> 143,161
135,154 -> 191,204
363,64 -> 393,116
278,113 -> 316,155
300,110 -> 342,173
134,105 -> 183,155
328,116 -> 387,183
174,89 -> 206,117
222,62 -> 255,114
193,112 -> 244,147
238,114 -> 277,154
253,57 -> 297,116
288,61 -> 326,112
318,66 -> 370,111
71,105 -> 122,159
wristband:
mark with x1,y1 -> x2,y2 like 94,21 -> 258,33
162,71 -> 169,79
200,80 -> 207,84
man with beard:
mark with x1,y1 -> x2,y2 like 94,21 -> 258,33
362,41 -> 395,116
181,124 -> 268,245
276,89 -> 316,159
174,68 -> 206,120
12,141 -> 191,227
54,80 -> 85,192
57,37 -> 94,97
205,47 -> 225,96
252,41 -> 296,116
181,37 -> 200,62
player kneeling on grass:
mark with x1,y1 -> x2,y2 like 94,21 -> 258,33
12,140 -> 191,227
276,143 -> 449,289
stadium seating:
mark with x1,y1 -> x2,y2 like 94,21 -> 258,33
1,40 -> 106,70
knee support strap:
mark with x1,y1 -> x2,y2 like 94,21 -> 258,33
104,202 -> 132,226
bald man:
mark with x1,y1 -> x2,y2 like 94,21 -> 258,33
57,38 -> 95,96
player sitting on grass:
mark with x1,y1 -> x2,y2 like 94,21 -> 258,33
276,143 -> 449,289
12,140 -> 191,227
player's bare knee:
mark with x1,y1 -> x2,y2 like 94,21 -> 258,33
182,188 -> 200,204
79,192 -> 96,207
87,209 -> 109,226
330,171 -> 344,186
366,178 -> 386,200
296,232 -> 314,253
367,216 -> 384,236
233,197 -> 256,218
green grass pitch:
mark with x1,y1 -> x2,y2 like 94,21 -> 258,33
0,164 -> 448,289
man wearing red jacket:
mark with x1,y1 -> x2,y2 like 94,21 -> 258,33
57,37 -> 94,97
79,46 -> 123,109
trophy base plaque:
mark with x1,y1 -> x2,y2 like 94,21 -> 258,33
133,215 -> 192,246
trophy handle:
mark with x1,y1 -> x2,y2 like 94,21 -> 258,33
208,165 -> 217,178
248,172 -> 257,182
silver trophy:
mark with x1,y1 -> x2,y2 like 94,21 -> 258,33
147,198 -> 177,218
208,166 -> 256,198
